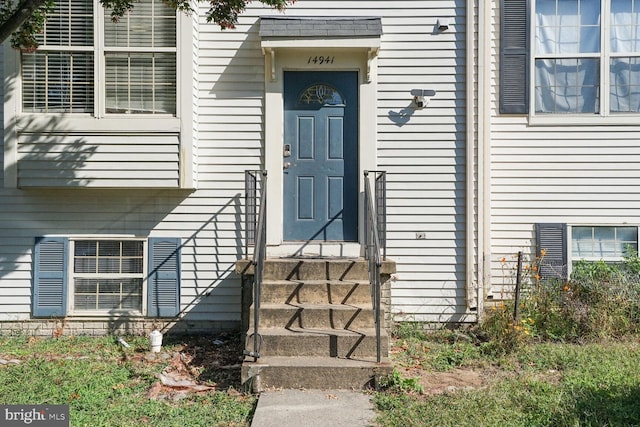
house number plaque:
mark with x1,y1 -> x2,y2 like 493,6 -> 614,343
307,56 -> 335,65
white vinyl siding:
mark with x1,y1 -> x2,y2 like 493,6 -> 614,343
0,191 -> 246,323
0,43 -> 3,147
16,134 -> 180,187
378,9 -> 472,321
196,1 -> 472,323
0,1 -> 473,325
489,128 -> 640,296
491,1 -> 640,298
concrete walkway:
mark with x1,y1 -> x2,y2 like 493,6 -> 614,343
250,389 -> 377,427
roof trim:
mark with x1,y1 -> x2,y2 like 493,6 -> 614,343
259,16 -> 383,38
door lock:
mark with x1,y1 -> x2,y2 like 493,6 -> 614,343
283,144 -> 291,157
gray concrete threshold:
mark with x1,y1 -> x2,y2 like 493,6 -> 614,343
250,388 -> 377,427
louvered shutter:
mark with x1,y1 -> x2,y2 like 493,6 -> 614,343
500,0 -> 529,114
535,223 -> 567,280
33,237 -> 68,317
147,238 -> 181,317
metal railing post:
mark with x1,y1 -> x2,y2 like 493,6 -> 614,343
364,170 -> 386,363
243,170 -> 267,362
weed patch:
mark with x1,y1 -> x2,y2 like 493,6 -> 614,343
477,248 -> 640,355
376,339 -> 640,426
0,334 -> 255,427
378,246 -> 640,426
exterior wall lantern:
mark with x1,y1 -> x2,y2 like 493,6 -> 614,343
436,18 -> 449,31
411,89 -> 436,109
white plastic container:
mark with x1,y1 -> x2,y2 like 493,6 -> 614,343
149,330 -> 163,353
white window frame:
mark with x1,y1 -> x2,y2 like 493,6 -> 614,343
3,0 -> 192,134
3,2 -> 194,189
67,237 -> 148,316
529,0 -> 640,125
100,0 -> 178,116
21,0 -> 178,117
21,0 -> 96,115
568,225 -> 639,277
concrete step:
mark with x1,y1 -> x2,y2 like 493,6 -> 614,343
242,356 -> 393,390
260,280 -> 372,305
251,303 -> 377,330
244,327 -> 388,358
263,259 -> 370,281
236,258 -> 396,281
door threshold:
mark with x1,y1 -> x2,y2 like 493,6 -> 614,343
267,243 -> 361,258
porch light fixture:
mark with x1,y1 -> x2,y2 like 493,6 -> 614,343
410,89 -> 436,109
436,18 -> 449,31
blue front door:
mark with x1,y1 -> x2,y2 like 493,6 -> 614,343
283,71 -> 358,241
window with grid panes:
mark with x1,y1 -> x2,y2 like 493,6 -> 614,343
534,0 -> 640,114
572,226 -> 638,260
72,240 -> 144,312
500,0 -> 640,116
21,0 -> 176,115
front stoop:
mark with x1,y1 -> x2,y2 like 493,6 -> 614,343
236,258 -> 395,391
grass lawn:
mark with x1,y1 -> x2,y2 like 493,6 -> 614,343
375,330 -> 640,427
0,334 -> 255,427
2,330 -> 640,426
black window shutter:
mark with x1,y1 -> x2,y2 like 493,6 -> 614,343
33,237 -> 68,317
500,0 -> 529,114
147,238 -> 181,317
535,223 -> 567,280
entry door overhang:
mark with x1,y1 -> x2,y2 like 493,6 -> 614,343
259,16 -> 382,82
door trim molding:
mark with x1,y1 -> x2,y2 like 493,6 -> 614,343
262,48 -> 378,256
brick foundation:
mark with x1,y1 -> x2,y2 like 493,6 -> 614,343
0,319 -> 240,337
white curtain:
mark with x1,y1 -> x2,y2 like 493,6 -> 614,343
610,0 -> 640,112
535,0 -> 601,113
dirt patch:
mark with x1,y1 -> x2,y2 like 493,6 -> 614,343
394,360 -> 562,396
397,366 -> 488,395
138,333 -> 245,400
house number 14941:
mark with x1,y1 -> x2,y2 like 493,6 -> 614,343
307,56 -> 335,65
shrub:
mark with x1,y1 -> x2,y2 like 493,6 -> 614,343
481,248 -> 640,351
477,302 -> 532,356
568,256 -> 640,338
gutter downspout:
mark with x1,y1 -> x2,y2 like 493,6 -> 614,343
477,0 -> 491,318
466,0 -> 478,313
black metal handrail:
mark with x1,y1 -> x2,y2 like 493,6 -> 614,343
243,170 -> 267,361
364,170 -> 386,363
374,171 -> 387,260
244,171 -> 259,257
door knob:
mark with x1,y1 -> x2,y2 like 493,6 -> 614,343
283,162 -> 291,169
